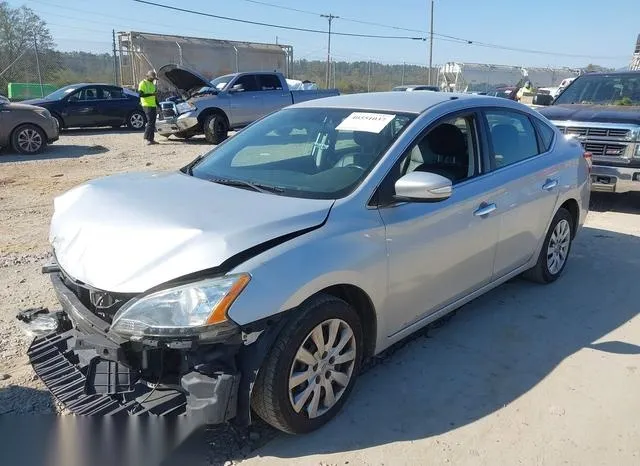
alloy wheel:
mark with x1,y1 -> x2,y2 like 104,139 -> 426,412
288,319 -> 357,419
547,219 -> 571,274
17,128 -> 43,153
130,113 -> 145,129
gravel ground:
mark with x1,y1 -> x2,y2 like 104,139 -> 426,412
1,129 -> 640,465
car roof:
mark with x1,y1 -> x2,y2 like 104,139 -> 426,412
290,91 -> 481,114
579,71 -> 639,77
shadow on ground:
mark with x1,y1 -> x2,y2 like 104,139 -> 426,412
242,224 -> 640,460
590,192 -> 640,214
0,144 -> 109,163
0,384 -> 56,415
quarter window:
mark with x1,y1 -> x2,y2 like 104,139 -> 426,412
485,110 -> 540,168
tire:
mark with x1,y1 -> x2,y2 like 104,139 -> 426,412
203,113 -> 228,144
523,207 -> 573,284
127,110 -> 146,130
11,124 -> 47,155
251,294 -> 363,434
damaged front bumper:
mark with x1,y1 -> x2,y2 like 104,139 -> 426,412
156,109 -> 199,135
19,271 -> 242,424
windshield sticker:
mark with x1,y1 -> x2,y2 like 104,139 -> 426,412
336,112 -> 396,133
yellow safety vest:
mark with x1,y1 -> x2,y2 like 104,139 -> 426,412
138,79 -> 157,107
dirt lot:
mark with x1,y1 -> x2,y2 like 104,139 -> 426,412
1,130 -> 639,465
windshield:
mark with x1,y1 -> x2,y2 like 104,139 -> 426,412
190,107 -> 415,199
44,85 -> 77,100
555,74 -> 640,106
210,75 -> 234,91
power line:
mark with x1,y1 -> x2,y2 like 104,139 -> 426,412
237,0 -> 426,34
131,0 -> 426,41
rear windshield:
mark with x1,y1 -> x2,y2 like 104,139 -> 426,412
190,107 -> 415,199
555,74 -> 640,106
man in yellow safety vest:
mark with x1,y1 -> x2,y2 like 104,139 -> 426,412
138,70 -> 158,145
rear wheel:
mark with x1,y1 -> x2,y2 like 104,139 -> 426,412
11,124 -> 46,154
251,294 -> 363,434
203,114 -> 228,144
523,207 -> 573,283
127,110 -> 146,130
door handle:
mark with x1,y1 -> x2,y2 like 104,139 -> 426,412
542,179 -> 558,191
474,203 -> 497,217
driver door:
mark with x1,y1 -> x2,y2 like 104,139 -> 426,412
64,86 -> 100,127
377,112 -> 501,338
227,75 -> 263,127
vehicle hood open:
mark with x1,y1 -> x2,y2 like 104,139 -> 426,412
539,104 -> 640,125
158,64 -> 214,95
50,171 -> 334,293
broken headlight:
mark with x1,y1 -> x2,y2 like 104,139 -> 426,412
110,274 -> 250,340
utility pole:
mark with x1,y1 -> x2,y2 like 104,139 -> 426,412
367,60 -> 372,92
112,30 -> 118,85
428,0 -> 434,85
33,34 -> 44,98
401,61 -> 405,85
321,13 -> 338,89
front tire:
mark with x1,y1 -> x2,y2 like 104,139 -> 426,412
203,114 -> 228,144
127,110 -> 146,130
11,124 -> 46,155
252,294 -> 363,434
523,207 -> 573,284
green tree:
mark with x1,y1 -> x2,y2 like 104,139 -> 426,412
0,2 -> 56,91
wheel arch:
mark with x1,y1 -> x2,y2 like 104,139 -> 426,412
50,111 -> 64,128
10,122 -> 47,141
558,198 -> 579,239
197,107 -> 229,129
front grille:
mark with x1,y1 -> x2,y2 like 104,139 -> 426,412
560,126 -> 630,138
582,142 -> 628,157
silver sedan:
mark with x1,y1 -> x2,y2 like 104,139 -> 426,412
37,91 -> 590,434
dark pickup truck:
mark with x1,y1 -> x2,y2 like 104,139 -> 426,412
537,71 -> 640,193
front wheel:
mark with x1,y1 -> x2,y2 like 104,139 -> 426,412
203,114 -> 228,144
127,110 -> 146,130
251,294 -> 363,434
523,207 -> 573,283
11,124 -> 47,155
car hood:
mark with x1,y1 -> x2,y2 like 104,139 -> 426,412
20,98 -> 50,107
158,64 -> 214,94
5,101 -> 48,111
50,171 -> 334,293
539,104 -> 640,125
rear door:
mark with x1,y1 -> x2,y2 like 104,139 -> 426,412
257,74 -> 292,116
481,108 -> 561,278
97,86 -> 130,126
227,74 -> 263,127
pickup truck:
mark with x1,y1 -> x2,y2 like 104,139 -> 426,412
156,65 -> 340,144
537,71 -> 640,194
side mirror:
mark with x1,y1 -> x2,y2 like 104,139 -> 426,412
532,93 -> 554,106
229,84 -> 244,93
394,171 -> 452,202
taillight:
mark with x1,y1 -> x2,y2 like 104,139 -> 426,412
583,151 -> 592,172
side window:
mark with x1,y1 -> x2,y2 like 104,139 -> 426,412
70,87 -> 98,101
395,114 -> 478,185
485,110 -> 539,168
258,74 -> 283,91
234,75 -> 259,92
102,87 -> 125,100
532,118 -> 555,153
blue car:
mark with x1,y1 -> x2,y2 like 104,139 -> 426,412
22,84 -> 147,131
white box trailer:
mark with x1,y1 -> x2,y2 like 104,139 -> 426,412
117,31 -> 293,90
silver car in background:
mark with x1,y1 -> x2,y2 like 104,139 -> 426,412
24,92 -> 590,434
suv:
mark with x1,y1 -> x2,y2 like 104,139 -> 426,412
0,95 -> 59,154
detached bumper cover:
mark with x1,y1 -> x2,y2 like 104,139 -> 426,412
23,272 -> 241,423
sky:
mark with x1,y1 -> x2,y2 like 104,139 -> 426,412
9,0 -> 639,69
